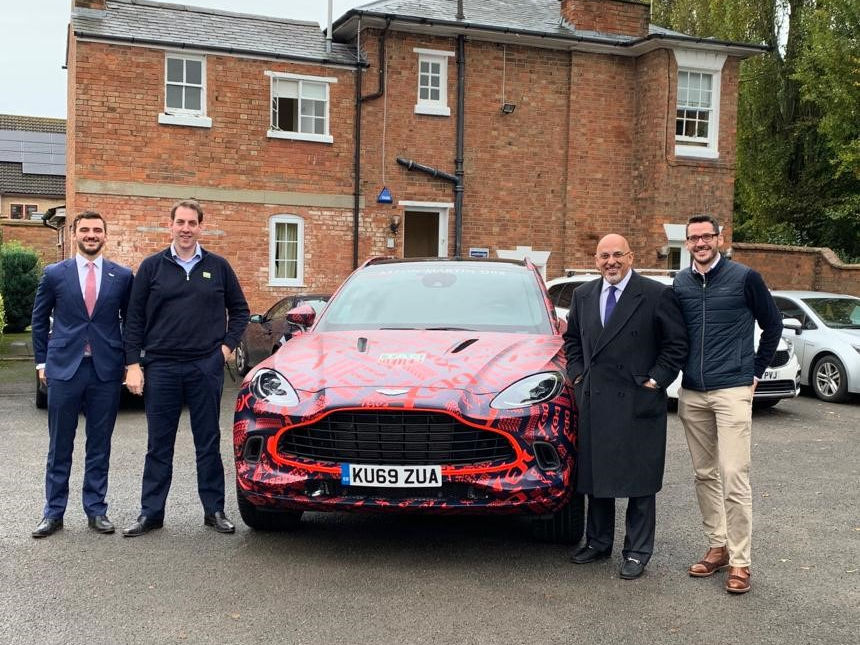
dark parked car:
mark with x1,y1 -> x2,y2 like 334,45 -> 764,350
234,293 -> 329,375
232,258 -> 582,543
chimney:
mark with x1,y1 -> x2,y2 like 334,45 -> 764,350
559,0 -> 649,38
73,0 -> 106,8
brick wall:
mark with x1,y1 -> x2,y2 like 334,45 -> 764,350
732,243 -> 860,296
559,0 -> 650,37
1,220 -> 62,265
71,23 -> 742,305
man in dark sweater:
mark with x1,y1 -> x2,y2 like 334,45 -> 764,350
122,200 -> 249,536
673,214 -> 782,594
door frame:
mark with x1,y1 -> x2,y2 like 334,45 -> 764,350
398,200 -> 452,258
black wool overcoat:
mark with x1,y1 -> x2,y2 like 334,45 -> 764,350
563,271 -> 688,498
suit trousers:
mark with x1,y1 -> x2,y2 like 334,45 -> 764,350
678,385 -> 753,567
139,350 -> 226,519
44,358 -> 121,518
585,494 -> 656,563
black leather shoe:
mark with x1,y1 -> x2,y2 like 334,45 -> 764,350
122,515 -> 164,537
620,557 -> 646,579
570,544 -> 611,564
32,517 -> 63,539
204,511 -> 235,534
87,515 -> 115,534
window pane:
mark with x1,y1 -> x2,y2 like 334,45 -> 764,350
185,60 -> 202,85
275,97 -> 298,131
302,82 -> 325,100
430,62 -> 440,75
166,84 -> 183,108
420,61 -> 430,74
167,58 -> 184,83
419,87 -> 429,100
275,79 -> 298,99
430,88 -> 440,101
420,73 -> 430,86
430,76 -> 440,88
314,117 -> 324,135
696,118 -> 709,138
184,86 -> 201,111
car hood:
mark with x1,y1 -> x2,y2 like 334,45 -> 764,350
258,330 -> 564,395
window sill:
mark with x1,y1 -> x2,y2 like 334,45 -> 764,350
158,113 -> 212,128
268,280 -> 305,288
675,144 -> 718,160
267,130 -> 333,144
414,104 -> 451,117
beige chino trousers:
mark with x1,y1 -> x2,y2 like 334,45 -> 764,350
678,385 -> 754,568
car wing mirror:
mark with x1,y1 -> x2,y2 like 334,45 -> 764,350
782,317 -> 802,335
285,304 -> 316,331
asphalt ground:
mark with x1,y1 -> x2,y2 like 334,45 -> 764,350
0,361 -> 856,645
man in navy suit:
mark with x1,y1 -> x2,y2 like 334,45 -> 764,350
30,211 -> 133,538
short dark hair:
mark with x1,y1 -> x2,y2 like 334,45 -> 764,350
170,199 -> 204,223
72,211 -> 106,233
686,214 -> 720,236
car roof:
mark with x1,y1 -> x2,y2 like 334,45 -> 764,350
771,290 -> 859,299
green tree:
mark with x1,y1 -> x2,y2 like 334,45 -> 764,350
0,242 -> 41,333
652,0 -> 860,263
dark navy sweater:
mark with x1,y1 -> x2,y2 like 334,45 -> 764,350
674,257 -> 782,391
124,247 -> 249,364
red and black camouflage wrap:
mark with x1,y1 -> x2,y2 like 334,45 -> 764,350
233,329 -> 577,516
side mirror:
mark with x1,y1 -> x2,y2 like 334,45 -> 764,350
249,314 -> 264,324
285,304 -> 316,330
782,317 -> 802,335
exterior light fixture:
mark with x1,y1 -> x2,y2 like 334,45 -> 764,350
500,103 -> 516,114
389,215 -> 401,235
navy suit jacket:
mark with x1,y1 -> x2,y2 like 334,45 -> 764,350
31,258 -> 134,382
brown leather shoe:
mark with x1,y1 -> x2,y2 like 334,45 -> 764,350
726,566 -> 751,594
688,546 -> 729,577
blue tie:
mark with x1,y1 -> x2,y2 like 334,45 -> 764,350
604,286 -> 617,326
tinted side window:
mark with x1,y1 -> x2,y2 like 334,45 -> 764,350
773,297 -> 811,329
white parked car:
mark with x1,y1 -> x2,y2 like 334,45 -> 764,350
547,271 -> 801,407
770,291 -> 860,403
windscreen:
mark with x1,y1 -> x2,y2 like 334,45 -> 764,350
316,263 -> 552,334
803,297 -> 860,329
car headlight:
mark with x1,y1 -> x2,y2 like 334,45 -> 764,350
251,368 -> 299,406
490,372 -> 565,410
782,336 -> 794,357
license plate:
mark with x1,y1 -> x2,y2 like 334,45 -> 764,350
761,370 -> 778,381
340,464 -> 442,488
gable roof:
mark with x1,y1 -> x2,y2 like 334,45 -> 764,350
334,0 -> 768,57
0,162 -> 65,197
0,114 -> 66,134
72,0 -> 359,67
0,115 -> 66,196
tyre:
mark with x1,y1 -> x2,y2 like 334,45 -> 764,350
235,340 -> 250,376
811,354 -> 848,403
752,399 -> 779,410
35,373 -> 47,409
237,486 -> 302,531
531,493 -> 585,545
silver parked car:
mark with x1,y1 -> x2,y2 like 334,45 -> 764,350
771,291 -> 860,403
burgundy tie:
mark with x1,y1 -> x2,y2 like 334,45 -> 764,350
85,261 -> 97,317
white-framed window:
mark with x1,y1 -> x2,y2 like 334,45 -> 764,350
269,215 -> 305,286
673,50 -> 726,159
414,48 -> 454,116
158,53 -> 211,128
266,71 -> 337,144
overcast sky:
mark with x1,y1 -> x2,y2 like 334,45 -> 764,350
0,0 -> 368,119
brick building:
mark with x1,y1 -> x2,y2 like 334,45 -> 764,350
67,0 -> 765,310
0,114 -> 66,264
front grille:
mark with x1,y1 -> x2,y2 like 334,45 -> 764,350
755,379 -> 797,396
278,410 -> 516,466
769,349 -> 790,368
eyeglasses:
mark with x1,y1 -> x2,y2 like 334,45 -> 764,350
595,251 -> 631,261
686,233 -> 718,243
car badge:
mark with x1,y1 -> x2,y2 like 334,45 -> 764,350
376,388 -> 409,396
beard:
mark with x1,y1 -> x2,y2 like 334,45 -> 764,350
77,238 -> 104,257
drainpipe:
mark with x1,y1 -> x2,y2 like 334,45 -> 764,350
395,158 -> 458,184
454,34 -> 465,257
352,22 -> 388,268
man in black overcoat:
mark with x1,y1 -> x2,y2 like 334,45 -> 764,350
563,234 -> 688,579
